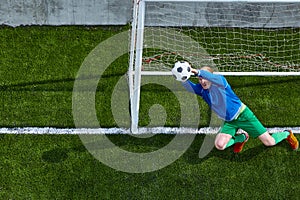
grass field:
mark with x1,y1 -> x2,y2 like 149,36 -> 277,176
0,25 -> 299,199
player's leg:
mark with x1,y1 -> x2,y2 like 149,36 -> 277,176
238,108 -> 279,146
239,107 -> 298,150
214,133 -> 232,150
232,131 -> 249,153
257,131 -> 276,146
215,122 -> 247,151
259,130 -> 298,150
215,132 -> 248,151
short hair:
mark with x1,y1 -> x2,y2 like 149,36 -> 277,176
200,66 -> 214,73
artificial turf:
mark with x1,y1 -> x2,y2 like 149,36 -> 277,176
0,25 -> 299,199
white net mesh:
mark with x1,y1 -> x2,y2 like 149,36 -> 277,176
140,2 -> 300,73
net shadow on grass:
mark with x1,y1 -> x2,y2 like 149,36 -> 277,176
41,144 -> 87,163
41,134 -> 295,166
182,134 -> 290,164
42,148 -> 69,163
0,73 -> 125,92
183,134 -> 298,165
0,78 -> 75,92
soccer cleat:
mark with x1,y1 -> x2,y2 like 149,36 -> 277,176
233,132 -> 249,153
286,130 -> 299,151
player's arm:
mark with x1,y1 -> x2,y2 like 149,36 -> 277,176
182,80 -> 203,96
191,67 -> 227,88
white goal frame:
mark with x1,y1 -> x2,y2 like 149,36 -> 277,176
129,0 -> 300,133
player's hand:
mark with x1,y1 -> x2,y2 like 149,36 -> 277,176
190,67 -> 198,76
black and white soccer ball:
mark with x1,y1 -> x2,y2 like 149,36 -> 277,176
172,61 -> 192,82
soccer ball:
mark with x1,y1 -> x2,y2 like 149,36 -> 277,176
172,61 -> 192,82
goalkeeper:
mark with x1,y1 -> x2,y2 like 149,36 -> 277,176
178,64 -> 298,153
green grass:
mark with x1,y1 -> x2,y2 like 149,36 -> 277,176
0,25 -> 299,199
0,134 -> 299,199
0,25 -> 127,127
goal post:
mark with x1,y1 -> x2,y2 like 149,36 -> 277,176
129,0 -> 300,133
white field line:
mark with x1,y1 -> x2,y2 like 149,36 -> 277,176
0,127 -> 299,134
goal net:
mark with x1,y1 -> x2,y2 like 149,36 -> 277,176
129,0 -> 300,133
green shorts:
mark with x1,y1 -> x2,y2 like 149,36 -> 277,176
220,106 -> 267,138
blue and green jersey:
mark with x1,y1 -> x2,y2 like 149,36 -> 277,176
182,70 -> 243,121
